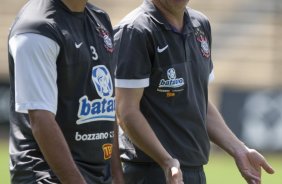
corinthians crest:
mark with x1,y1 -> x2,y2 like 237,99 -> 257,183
192,19 -> 211,58
97,26 -> 113,53
196,34 -> 210,58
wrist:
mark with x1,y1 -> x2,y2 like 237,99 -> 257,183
58,169 -> 86,184
230,143 -> 249,159
61,177 -> 86,184
160,157 -> 178,171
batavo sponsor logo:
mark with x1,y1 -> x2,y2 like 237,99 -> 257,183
75,131 -> 114,141
158,68 -> 184,88
102,144 -> 112,160
77,65 -> 115,124
77,96 -> 115,124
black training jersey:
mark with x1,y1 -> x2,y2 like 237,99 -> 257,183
114,0 -> 213,166
8,0 -> 115,183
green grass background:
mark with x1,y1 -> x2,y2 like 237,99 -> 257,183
0,141 -> 9,184
205,151 -> 282,184
0,141 -> 281,184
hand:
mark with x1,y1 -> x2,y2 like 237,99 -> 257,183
163,158 -> 184,184
234,147 -> 275,184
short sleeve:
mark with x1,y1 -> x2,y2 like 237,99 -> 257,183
209,69 -> 215,82
9,33 -> 60,114
207,27 -> 214,83
114,27 -> 152,88
202,16 -> 214,83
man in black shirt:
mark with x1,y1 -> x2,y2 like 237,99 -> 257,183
114,0 -> 274,183
8,0 -> 123,183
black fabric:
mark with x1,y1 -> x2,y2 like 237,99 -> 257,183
122,162 -> 206,184
115,0 -> 213,166
8,0 -> 115,183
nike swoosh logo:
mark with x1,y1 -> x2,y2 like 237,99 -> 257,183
75,42 -> 83,48
157,45 -> 168,53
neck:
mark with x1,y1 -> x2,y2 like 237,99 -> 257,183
152,0 -> 187,32
61,0 -> 87,12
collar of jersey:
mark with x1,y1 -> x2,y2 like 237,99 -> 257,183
54,0 -> 85,17
55,0 -> 104,19
141,0 -> 193,34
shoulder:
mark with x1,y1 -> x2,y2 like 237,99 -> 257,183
9,0 -> 61,43
187,7 -> 211,30
86,3 -> 110,20
86,3 -> 113,33
114,7 -> 152,33
187,7 -> 211,33
187,7 -> 210,23
86,2 -> 107,14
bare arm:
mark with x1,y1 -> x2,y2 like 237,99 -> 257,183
207,100 -> 245,155
206,100 -> 274,184
116,87 -> 183,184
111,122 -> 124,184
29,110 -> 86,184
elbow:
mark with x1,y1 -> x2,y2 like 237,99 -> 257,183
116,105 -> 137,131
115,106 -> 128,130
28,110 -> 56,135
29,110 -> 44,133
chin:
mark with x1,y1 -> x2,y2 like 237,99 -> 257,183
173,0 -> 189,6
174,0 -> 189,2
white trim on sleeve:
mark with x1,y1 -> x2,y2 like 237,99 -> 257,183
115,78 -> 150,88
16,102 -> 58,114
209,69 -> 215,83
9,33 -> 60,114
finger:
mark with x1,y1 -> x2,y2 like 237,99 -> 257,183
171,167 -> 183,184
261,160 -> 275,174
171,167 -> 179,176
253,151 -> 274,174
250,151 -> 275,174
246,176 -> 260,184
243,170 -> 261,183
247,176 -> 260,183
250,179 -> 257,184
253,164 -> 261,177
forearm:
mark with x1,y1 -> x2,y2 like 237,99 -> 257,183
29,110 -> 86,184
111,122 -> 124,184
118,109 -> 173,168
207,101 -> 275,183
206,101 -> 247,157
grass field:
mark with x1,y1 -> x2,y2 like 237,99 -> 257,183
205,151 -> 282,184
0,141 -> 9,184
0,141 -> 281,184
